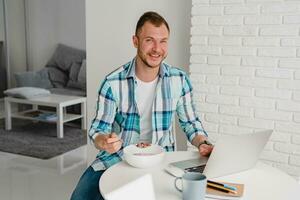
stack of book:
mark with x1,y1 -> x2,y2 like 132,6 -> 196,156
23,110 -> 57,121
37,113 -> 57,121
23,110 -> 44,117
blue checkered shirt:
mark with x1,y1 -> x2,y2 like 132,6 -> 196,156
89,58 -> 207,170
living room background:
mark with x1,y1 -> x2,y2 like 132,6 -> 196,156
0,0 -> 85,118
0,0 -> 85,90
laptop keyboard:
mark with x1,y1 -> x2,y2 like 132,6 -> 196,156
184,165 -> 206,173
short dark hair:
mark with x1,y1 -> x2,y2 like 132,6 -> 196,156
135,11 -> 170,36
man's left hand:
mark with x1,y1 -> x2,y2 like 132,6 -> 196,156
199,144 -> 214,157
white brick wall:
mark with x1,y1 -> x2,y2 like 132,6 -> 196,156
190,0 -> 300,178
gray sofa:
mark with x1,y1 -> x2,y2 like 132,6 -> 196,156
15,44 -> 86,97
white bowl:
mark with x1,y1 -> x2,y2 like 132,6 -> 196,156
123,144 -> 165,168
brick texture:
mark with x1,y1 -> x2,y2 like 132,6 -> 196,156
190,0 -> 300,177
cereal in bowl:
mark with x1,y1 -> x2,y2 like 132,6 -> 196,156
136,142 -> 151,148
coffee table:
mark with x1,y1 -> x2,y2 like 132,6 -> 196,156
4,94 -> 87,138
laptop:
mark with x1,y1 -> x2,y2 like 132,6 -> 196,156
168,130 -> 272,178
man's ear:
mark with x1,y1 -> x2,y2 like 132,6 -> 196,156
132,35 -> 138,48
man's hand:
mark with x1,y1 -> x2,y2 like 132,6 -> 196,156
94,133 -> 123,154
192,135 -> 214,157
199,144 -> 213,157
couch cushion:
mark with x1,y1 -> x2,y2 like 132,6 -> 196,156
66,62 -> 82,89
4,87 -> 51,99
46,44 -> 86,72
47,67 -> 68,88
67,60 -> 86,91
66,81 -> 83,90
14,68 -> 53,89
69,62 -> 82,82
77,59 -> 86,90
49,88 -> 86,97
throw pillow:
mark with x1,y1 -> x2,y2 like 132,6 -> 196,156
78,59 -> 86,85
66,62 -> 82,89
4,87 -> 51,99
67,60 -> 86,91
47,67 -> 68,88
46,44 -> 86,72
14,68 -> 53,89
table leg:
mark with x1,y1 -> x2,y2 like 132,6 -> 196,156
81,100 -> 87,130
57,105 -> 64,138
4,98 -> 12,130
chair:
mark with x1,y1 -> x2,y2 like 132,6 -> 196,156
105,174 -> 156,200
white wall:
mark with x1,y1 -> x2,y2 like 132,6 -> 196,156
26,0 -> 86,71
190,0 -> 300,178
86,0 -> 192,164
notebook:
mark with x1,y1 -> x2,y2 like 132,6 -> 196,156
169,130 -> 272,178
206,181 -> 244,200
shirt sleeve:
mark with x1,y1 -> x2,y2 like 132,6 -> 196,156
89,79 -> 117,141
176,73 -> 207,144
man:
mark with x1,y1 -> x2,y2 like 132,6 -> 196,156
71,11 -> 213,200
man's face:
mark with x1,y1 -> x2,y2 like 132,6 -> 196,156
133,22 -> 169,69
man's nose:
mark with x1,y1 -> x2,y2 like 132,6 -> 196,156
152,41 -> 160,51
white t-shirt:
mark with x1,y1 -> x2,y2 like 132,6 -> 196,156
136,76 -> 158,143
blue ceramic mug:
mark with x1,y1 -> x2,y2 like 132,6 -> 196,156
174,172 -> 207,200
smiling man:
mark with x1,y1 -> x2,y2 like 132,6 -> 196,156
71,11 -> 213,200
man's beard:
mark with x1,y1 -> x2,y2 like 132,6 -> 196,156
137,49 -> 166,69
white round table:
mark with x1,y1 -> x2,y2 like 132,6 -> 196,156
99,151 -> 300,200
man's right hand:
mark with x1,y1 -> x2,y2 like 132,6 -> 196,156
94,133 -> 123,154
